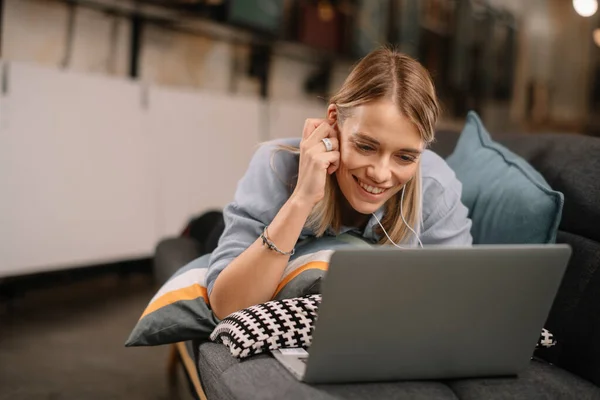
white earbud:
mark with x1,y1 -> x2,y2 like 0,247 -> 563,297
371,185 -> 424,249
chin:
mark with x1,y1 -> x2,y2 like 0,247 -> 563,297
347,198 -> 385,215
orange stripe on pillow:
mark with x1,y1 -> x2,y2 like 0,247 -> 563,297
141,283 -> 208,319
272,261 -> 329,298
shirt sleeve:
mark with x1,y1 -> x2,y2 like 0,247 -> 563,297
205,142 -> 297,296
420,169 -> 473,246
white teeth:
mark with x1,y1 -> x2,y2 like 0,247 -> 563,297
358,180 -> 386,194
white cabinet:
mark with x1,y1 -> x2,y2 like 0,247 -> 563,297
147,87 -> 261,238
0,62 -> 156,276
0,63 -> 314,277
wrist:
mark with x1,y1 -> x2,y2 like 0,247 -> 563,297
288,192 -> 315,216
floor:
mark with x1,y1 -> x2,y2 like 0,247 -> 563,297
0,272 -> 195,400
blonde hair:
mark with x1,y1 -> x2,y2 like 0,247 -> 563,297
281,46 -> 440,245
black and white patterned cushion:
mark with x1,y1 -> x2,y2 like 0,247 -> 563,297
533,327 -> 560,364
210,294 -> 321,359
536,328 -> 557,349
211,294 -> 557,361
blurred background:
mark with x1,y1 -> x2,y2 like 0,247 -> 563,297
0,0 -> 599,399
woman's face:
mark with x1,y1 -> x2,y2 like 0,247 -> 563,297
333,100 -> 424,216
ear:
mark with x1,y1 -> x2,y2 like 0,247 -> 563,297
327,104 -> 337,126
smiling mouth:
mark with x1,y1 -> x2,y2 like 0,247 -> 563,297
353,176 -> 389,195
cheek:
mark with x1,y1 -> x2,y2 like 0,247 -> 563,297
339,149 -> 363,172
392,163 -> 420,184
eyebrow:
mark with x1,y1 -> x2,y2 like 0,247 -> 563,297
352,132 -> 423,154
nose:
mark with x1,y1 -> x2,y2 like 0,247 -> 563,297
366,157 -> 391,184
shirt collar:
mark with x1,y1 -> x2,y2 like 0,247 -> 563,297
363,205 -> 385,241
322,205 -> 386,241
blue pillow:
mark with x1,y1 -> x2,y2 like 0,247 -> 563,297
446,111 -> 564,244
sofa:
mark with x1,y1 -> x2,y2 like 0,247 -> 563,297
154,129 -> 600,399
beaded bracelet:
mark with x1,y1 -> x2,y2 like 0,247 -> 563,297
260,226 -> 295,256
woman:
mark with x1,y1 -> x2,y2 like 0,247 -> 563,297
207,47 -> 472,320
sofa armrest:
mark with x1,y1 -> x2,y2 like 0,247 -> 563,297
153,237 -> 204,286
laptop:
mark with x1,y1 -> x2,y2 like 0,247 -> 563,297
272,244 -> 571,384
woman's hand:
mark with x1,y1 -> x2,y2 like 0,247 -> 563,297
292,119 -> 340,207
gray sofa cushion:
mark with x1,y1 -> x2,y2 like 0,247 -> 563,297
197,342 -> 458,400
196,342 -> 600,400
550,232 -> 600,385
448,360 -> 600,400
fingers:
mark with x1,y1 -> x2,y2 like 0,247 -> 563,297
302,118 -> 325,140
319,136 -> 339,152
305,136 -> 339,157
302,119 -> 337,142
327,157 -> 340,175
309,121 -> 337,143
316,151 -> 340,175
301,118 -> 340,175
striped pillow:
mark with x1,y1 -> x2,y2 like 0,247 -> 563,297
125,254 -> 217,346
126,235 -> 369,346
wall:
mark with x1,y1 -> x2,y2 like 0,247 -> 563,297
2,0 -> 131,75
501,0 -> 595,130
2,0 -> 344,137
4,0 -> 597,133
547,0 -> 593,125
448,0 -> 557,132
2,0 -> 331,103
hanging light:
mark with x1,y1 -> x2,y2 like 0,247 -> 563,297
573,0 -> 598,17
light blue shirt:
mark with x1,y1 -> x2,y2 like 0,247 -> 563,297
206,138 -> 472,295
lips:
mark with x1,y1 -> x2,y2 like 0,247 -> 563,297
353,176 -> 389,196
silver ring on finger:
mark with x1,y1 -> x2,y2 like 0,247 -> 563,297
321,138 -> 333,152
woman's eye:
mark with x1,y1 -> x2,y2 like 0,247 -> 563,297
356,143 -> 375,152
397,154 -> 416,163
